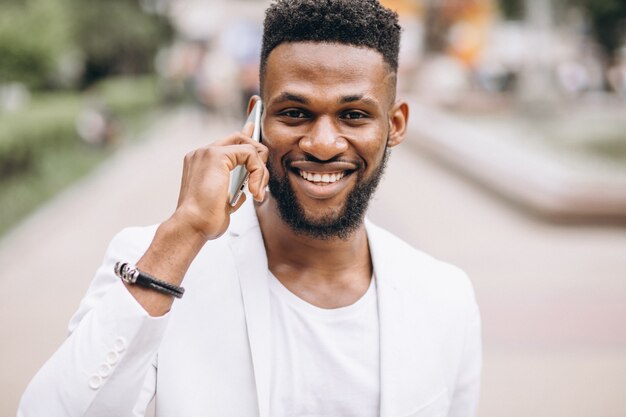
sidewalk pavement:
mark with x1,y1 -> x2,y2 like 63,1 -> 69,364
1,105 -> 626,417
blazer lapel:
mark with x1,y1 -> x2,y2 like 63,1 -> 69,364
229,202 -> 271,417
367,220 -> 448,417
226,209 -> 448,417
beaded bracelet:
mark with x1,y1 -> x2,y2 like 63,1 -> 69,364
114,262 -> 185,299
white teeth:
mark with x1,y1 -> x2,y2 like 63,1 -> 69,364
299,170 -> 345,184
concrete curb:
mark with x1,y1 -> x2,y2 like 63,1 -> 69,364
406,101 -> 626,219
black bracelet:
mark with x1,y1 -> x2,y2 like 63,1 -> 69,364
114,262 -> 185,299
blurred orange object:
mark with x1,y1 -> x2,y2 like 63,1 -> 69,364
380,0 -> 423,17
445,0 -> 495,67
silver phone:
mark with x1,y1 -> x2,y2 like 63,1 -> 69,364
229,100 -> 262,206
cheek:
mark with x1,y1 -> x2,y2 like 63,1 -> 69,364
262,128 -> 289,166
352,128 -> 388,165
262,124 -> 297,153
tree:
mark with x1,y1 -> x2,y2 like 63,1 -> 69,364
497,0 -> 626,60
0,0 -> 73,88
578,0 -> 626,59
499,0 -> 524,19
69,0 -> 173,86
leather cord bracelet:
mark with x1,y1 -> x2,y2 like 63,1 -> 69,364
114,262 -> 185,299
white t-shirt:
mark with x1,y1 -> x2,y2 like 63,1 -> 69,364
268,272 -> 380,417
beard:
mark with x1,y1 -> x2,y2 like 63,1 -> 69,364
266,146 -> 390,240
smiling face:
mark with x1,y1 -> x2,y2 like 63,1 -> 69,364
259,41 -> 408,239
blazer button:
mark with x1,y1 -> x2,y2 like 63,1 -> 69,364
88,375 -> 103,390
98,362 -> 112,378
105,351 -> 120,365
113,337 -> 127,353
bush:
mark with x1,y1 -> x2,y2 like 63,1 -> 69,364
95,75 -> 161,116
0,75 -> 163,235
0,94 -> 82,178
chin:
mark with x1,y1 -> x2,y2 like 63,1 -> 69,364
266,149 -> 389,240
299,202 -> 347,228
274,190 -> 365,240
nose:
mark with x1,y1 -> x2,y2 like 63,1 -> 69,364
299,116 -> 348,161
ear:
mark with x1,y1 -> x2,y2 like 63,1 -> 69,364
247,95 -> 261,116
387,101 -> 409,148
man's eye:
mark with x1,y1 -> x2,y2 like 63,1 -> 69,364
281,110 -> 308,118
342,111 -> 367,120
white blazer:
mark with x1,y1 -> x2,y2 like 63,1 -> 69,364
19,201 -> 481,417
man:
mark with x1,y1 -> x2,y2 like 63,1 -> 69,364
19,1 -> 481,416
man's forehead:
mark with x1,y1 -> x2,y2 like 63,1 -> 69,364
267,41 -> 389,72
263,41 -> 395,104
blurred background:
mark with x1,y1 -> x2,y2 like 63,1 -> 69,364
0,0 -> 625,416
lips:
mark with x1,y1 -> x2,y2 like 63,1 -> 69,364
286,160 -> 358,200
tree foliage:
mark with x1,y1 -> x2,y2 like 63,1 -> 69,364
0,0 -> 172,89
69,0 -> 172,86
578,0 -> 626,58
499,0 -> 524,19
498,0 -> 626,59
0,0 -> 73,87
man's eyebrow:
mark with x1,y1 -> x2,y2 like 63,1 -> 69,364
274,92 -> 309,104
339,95 -> 378,106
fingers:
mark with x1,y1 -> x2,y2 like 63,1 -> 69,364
173,121 -> 270,239
178,130 -> 269,217
212,128 -> 259,147
223,143 -> 269,201
212,125 -> 268,159
247,156 -> 270,202
210,128 -> 269,202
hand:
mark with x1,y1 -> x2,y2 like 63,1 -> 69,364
170,121 -> 269,241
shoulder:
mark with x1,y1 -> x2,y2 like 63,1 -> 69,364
366,220 -> 476,307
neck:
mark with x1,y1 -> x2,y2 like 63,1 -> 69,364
255,195 -> 372,294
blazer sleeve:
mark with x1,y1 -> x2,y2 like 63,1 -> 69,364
447,287 -> 482,417
18,227 -> 168,417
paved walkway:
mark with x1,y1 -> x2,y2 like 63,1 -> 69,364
1,106 -> 625,416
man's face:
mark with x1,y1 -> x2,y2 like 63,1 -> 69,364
260,42 -> 406,239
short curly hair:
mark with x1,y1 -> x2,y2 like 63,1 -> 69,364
260,0 -> 401,82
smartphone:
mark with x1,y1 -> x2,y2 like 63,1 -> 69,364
229,99 -> 262,207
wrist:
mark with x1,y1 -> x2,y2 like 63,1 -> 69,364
169,205 -> 230,242
135,217 -> 207,288
116,262 -> 185,298
161,213 -> 210,251
128,215 -> 209,316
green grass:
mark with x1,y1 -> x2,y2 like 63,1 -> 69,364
0,142 -> 111,234
96,75 -> 161,116
0,75 -> 162,236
